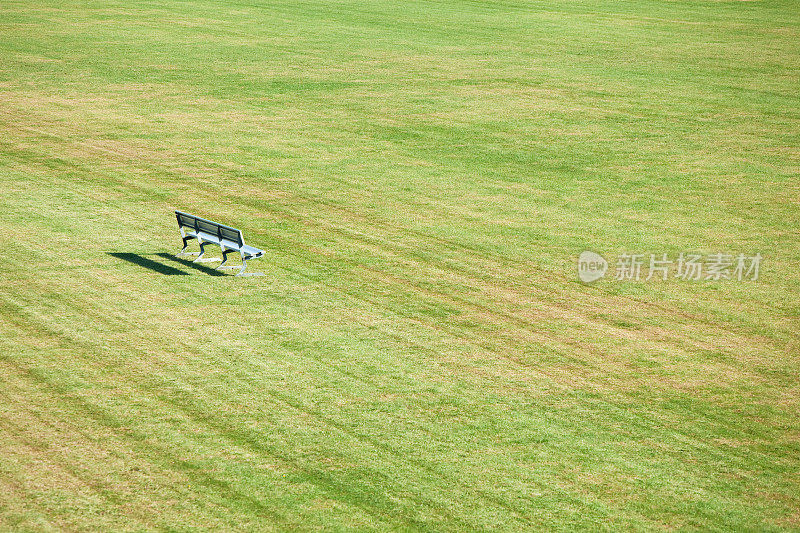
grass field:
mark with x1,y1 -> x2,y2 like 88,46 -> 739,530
1,0 -> 799,530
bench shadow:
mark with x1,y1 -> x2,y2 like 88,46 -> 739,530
108,252 -> 189,276
155,253 -> 226,277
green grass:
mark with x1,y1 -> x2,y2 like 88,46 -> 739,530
1,0 -> 799,530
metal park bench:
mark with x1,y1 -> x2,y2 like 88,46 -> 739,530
175,210 -> 265,276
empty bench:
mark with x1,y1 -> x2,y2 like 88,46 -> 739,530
175,210 -> 265,276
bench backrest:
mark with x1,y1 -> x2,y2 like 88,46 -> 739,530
175,210 -> 244,248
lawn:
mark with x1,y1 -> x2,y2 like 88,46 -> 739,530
0,0 -> 798,530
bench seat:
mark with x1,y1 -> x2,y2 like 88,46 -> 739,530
240,245 -> 265,259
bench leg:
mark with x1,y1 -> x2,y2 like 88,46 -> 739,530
194,242 -> 222,263
217,249 -> 230,269
177,236 -> 200,257
236,255 -> 264,277
217,250 -> 239,270
193,242 -> 206,262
